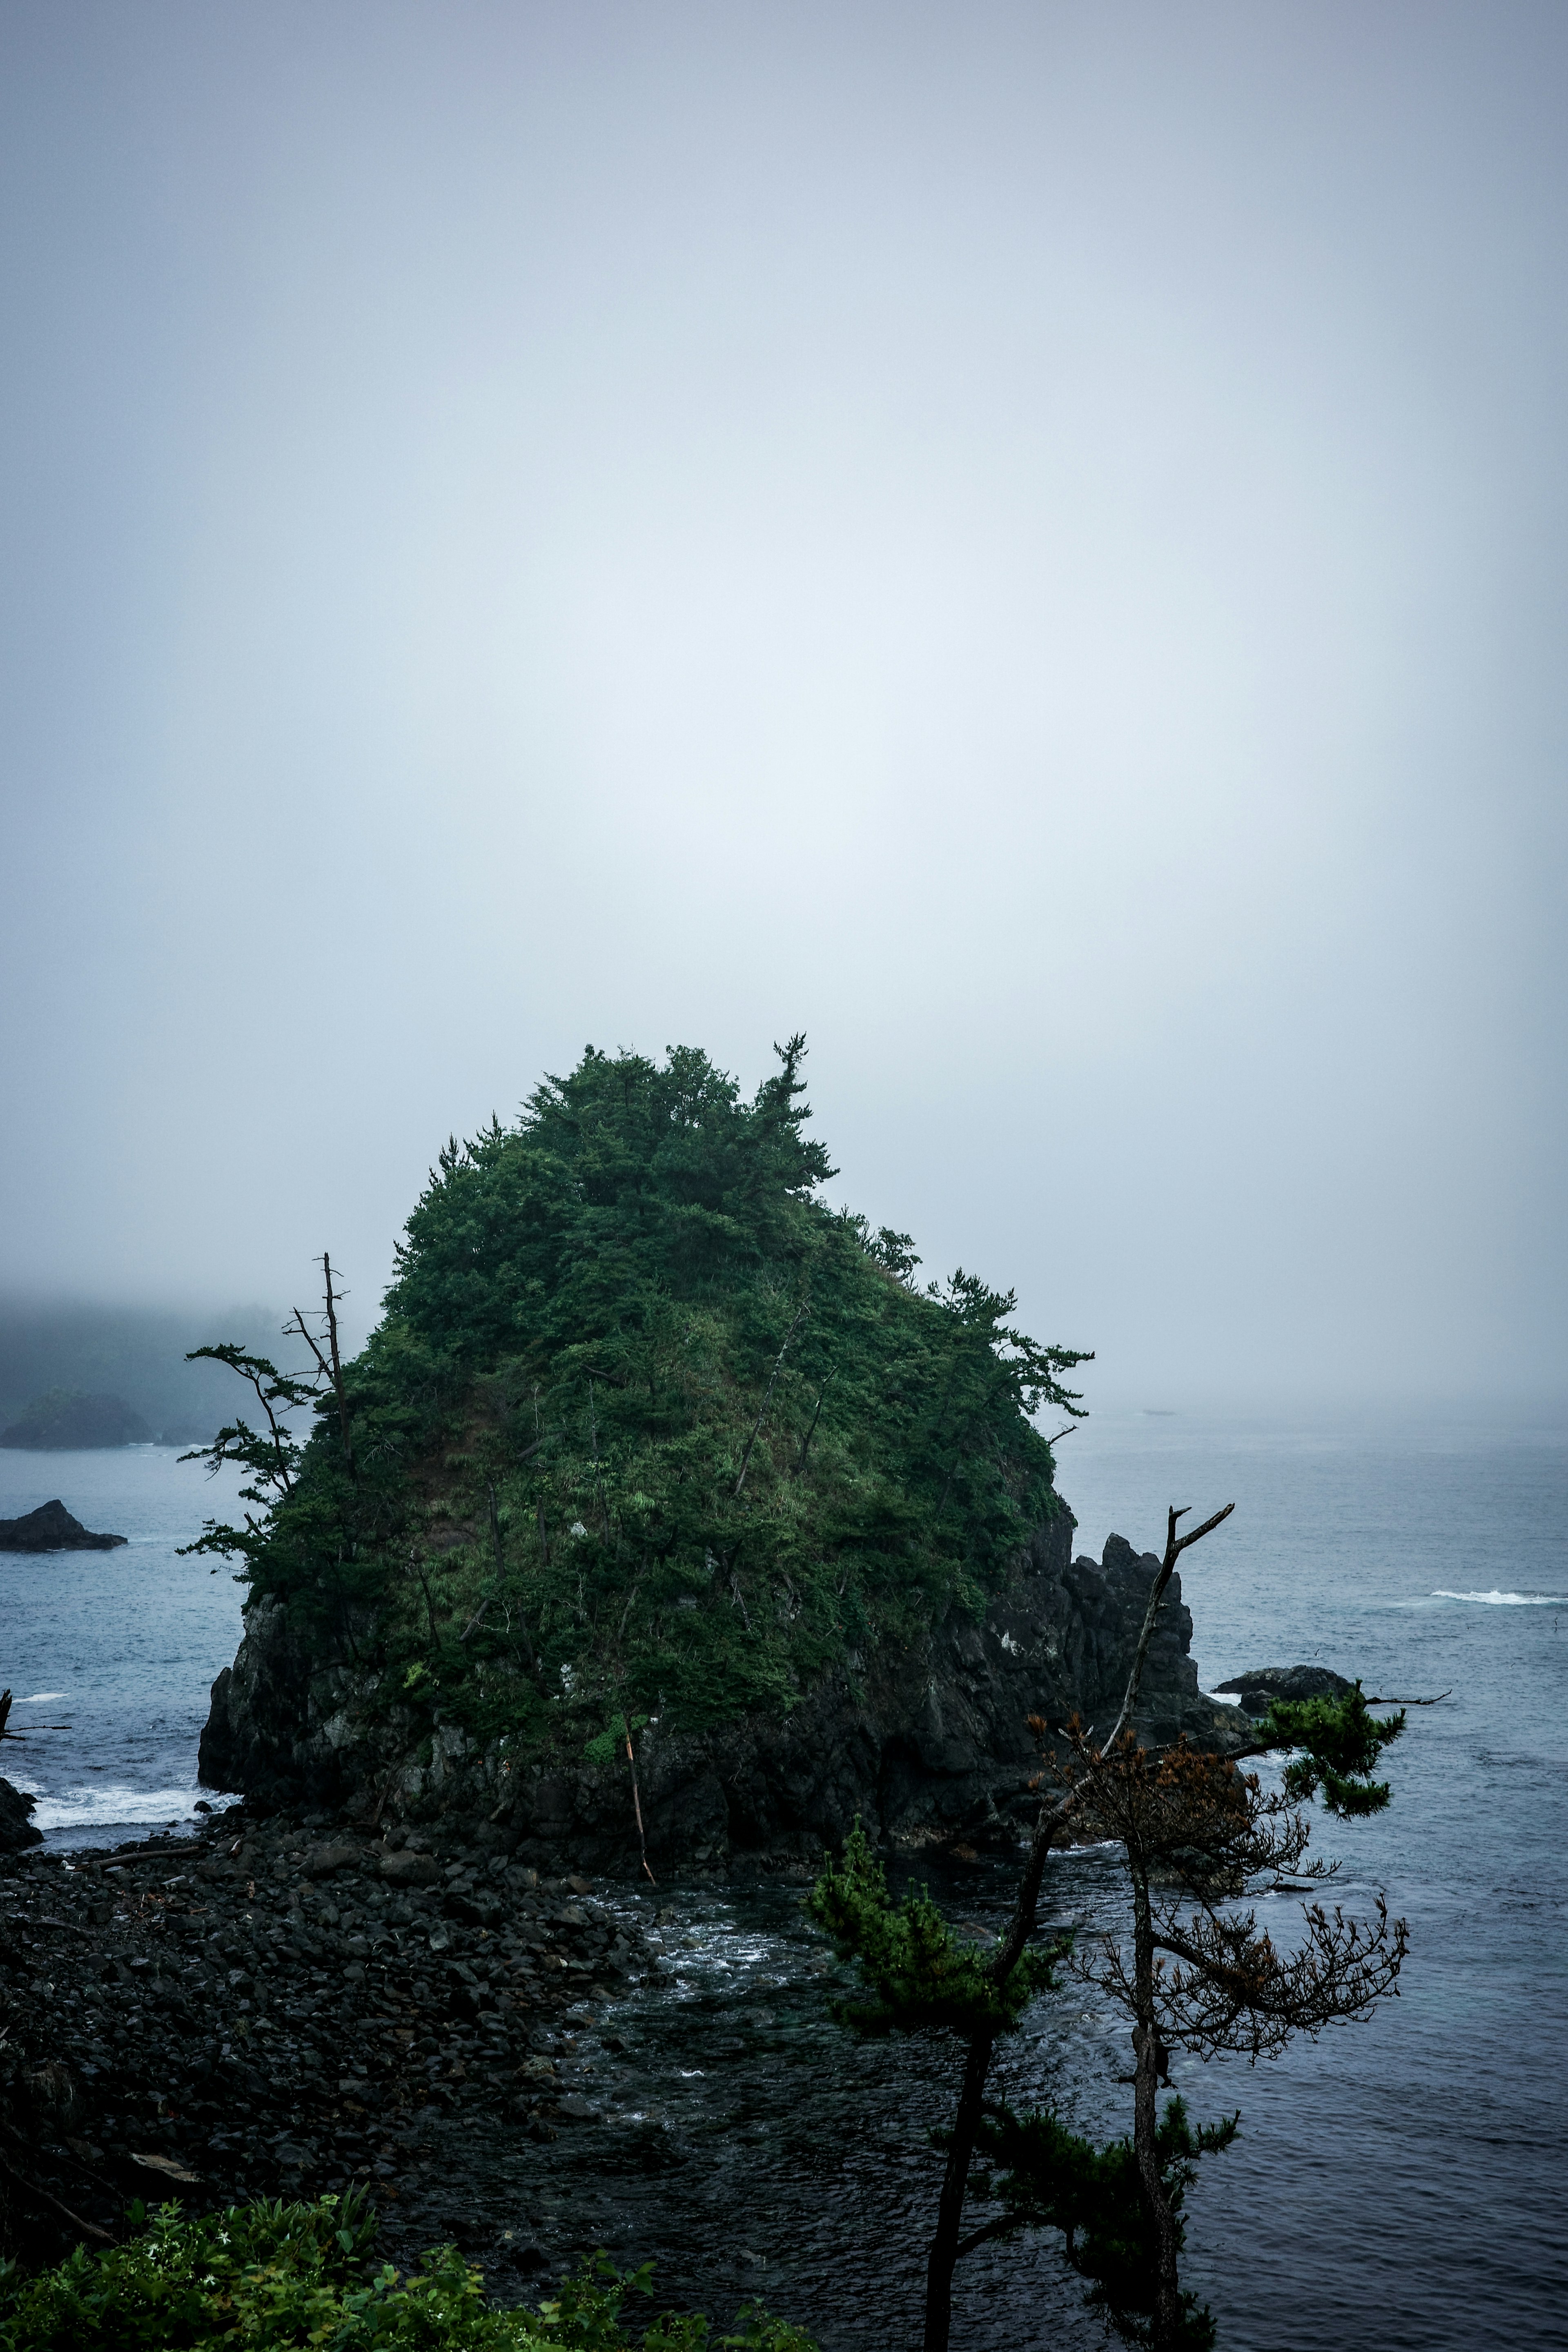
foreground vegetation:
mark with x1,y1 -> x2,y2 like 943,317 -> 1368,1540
0,2194 -> 815,2352
187,1038 -> 1087,1773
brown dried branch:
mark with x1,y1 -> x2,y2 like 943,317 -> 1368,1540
1083,1885 -> 1407,2063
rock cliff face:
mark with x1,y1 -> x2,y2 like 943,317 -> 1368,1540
200,1513 -> 1247,1874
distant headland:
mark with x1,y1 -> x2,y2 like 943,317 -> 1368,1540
0,1389 -> 151,1448
0,1299 -> 296,1450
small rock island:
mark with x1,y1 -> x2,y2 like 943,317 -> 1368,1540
1215,1664 -> 1354,1715
0,1498 -> 128,1551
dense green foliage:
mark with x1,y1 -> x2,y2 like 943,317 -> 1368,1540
808,1822 -> 1065,2036
974,2097 -> 1238,2351
0,2196 -> 814,2352
1264,1685 -> 1407,1817
189,1040 -> 1086,1762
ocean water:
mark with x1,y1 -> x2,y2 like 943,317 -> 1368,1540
0,1445 -> 244,1840
2,1411 -> 1564,2348
1052,1407 -> 1568,2352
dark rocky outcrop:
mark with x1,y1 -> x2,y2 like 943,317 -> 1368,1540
0,1499 -> 128,1552
200,1517 -> 1251,1874
1214,1664 -> 1354,1717
0,1777 -> 42,1853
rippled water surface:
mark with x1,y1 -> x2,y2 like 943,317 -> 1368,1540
0,1445 -> 244,1833
4,1411 -> 1565,2349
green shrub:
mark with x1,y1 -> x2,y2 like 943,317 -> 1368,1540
0,2195 -> 817,2352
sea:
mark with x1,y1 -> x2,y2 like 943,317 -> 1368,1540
2,1410 -> 1564,2351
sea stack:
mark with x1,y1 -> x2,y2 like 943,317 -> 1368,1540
0,1498 -> 128,1551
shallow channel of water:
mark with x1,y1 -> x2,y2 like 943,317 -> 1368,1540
404,1852 -> 1133,2352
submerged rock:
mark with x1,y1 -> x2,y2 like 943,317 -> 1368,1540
0,1498 -> 128,1552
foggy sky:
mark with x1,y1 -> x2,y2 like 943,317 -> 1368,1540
2,0 -> 1564,1409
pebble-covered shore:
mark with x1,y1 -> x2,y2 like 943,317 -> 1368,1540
0,1804 -> 657,2270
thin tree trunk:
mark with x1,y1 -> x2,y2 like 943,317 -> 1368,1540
915,1499 -> 1235,2352
410,1547 -> 440,1645
794,1373 -> 833,1473
1131,1855 -> 1182,2348
734,1304 -> 807,1496
923,2030 -> 996,2352
290,1252 -> 357,1481
321,1253 -> 356,1479
625,1718 -> 655,1884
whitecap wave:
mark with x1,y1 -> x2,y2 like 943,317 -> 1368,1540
1431,1588 -> 1564,1606
27,1784 -> 200,1830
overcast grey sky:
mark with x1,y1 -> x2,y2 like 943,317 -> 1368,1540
1,0 -> 1564,1408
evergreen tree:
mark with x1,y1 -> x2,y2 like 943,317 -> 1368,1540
812,1508 -> 1412,2352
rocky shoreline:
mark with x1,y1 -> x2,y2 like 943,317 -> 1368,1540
0,1803 -> 660,2272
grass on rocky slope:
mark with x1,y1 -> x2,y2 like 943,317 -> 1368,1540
190,1039 -> 1087,1768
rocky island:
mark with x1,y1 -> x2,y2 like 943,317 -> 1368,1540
1215,1663 -> 1354,1714
0,1499 -> 127,1551
185,1041 -> 1241,1870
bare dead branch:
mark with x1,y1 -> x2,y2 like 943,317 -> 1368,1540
734,1303 -> 808,1495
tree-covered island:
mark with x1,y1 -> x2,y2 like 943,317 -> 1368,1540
189,1037 -> 1129,1855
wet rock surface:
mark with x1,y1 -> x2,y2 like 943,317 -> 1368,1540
0,1816 -> 1152,2346
0,1777 -> 43,1854
0,1806 -> 657,2270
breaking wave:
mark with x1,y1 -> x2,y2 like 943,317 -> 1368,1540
24,1783 -> 200,1831
1431,1588 -> 1564,1606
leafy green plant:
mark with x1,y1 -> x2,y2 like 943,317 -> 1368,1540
1265,1683 -> 1407,1816
0,2198 -> 817,2352
809,1821 -> 1064,2038
583,1712 -> 650,1768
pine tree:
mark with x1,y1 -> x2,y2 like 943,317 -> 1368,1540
811,1508 -> 1412,2352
